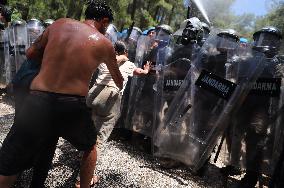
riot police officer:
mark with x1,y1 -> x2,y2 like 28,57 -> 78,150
241,26 -> 282,188
224,26 -> 283,188
154,17 -> 204,168
167,17 -> 203,63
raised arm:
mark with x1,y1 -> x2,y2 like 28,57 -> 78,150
26,27 -> 49,62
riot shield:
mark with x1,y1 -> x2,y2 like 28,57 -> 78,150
9,21 -> 28,78
153,32 -> 266,172
0,30 -> 5,87
224,54 -> 284,176
118,35 -> 152,129
105,24 -> 118,44
4,21 -> 28,84
124,33 -> 170,136
126,27 -> 142,62
27,19 -> 44,47
152,42 -> 199,142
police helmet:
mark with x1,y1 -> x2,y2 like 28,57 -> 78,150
253,26 -> 282,57
216,29 -> 240,51
43,19 -> 55,28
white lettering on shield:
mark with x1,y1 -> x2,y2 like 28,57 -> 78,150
165,80 -> 184,87
201,75 -> 229,94
250,82 -> 277,91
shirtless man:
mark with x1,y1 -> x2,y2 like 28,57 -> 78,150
0,1 -> 123,188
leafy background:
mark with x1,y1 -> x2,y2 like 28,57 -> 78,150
4,0 -> 284,43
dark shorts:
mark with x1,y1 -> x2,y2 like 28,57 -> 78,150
0,90 -> 97,176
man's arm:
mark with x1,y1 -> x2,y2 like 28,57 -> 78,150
102,42 -> 124,90
26,28 -> 49,62
133,61 -> 150,75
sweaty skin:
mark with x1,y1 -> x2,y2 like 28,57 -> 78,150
27,18 -> 123,96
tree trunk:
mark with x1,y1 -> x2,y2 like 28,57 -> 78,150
66,0 -> 74,18
131,0 -> 137,20
168,5 -> 175,25
154,6 -> 160,22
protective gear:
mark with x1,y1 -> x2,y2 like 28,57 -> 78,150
0,29 -> 5,85
122,27 -> 171,136
123,27 -> 142,62
128,27 -> 142,42
216,29 -> 240,52
154,30 -> 266,173
142,27 -> 155,36
27,19 -> 45,47
43,19 -> 54,28
223,29 -> 283,186
173,18 -> 203,46
105,24 -> 118,44
152,32 -> 200,153
156,24 -> 173,35
253,26 -> 282,58
4,20 -> 28,83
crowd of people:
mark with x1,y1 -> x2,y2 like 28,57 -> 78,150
0,0 -> 283,188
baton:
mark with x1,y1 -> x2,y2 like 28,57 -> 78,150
214,131 -> 226,163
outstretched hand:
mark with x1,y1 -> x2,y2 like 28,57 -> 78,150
143,61 -> 151,73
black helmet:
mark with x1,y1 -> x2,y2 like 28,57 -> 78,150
253,26 -> 282,58
217,29 -> 240,42
216,29 -> 240,52
174,17 -> 203,45
253,26 -> 282,40
43,19 -> 54,27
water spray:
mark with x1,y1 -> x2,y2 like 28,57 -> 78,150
192,0 -> 211,24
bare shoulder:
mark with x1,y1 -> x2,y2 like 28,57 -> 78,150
89,34 -> 114,51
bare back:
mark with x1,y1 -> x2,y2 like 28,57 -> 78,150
28,18 -> 123,96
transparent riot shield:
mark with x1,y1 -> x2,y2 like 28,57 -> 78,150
27,19 -> 44,47
153,32 -> 266,172
7,20 -> 28,81
3,28 -> 10,84
124,34 -> 170,136
0,30 -> 5,87
118,35 -> 152,129
126,27 -> 142,62
105,24 -> 118,44
224,54 -> 284,176
152,42 -> 199,143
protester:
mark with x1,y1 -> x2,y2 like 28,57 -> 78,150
0,1 -> 123,188
74,40 -> 150,187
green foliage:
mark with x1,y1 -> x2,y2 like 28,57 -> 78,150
6,0 -> 283,44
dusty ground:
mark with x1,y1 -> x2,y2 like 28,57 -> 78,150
0,96 -> 267,188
